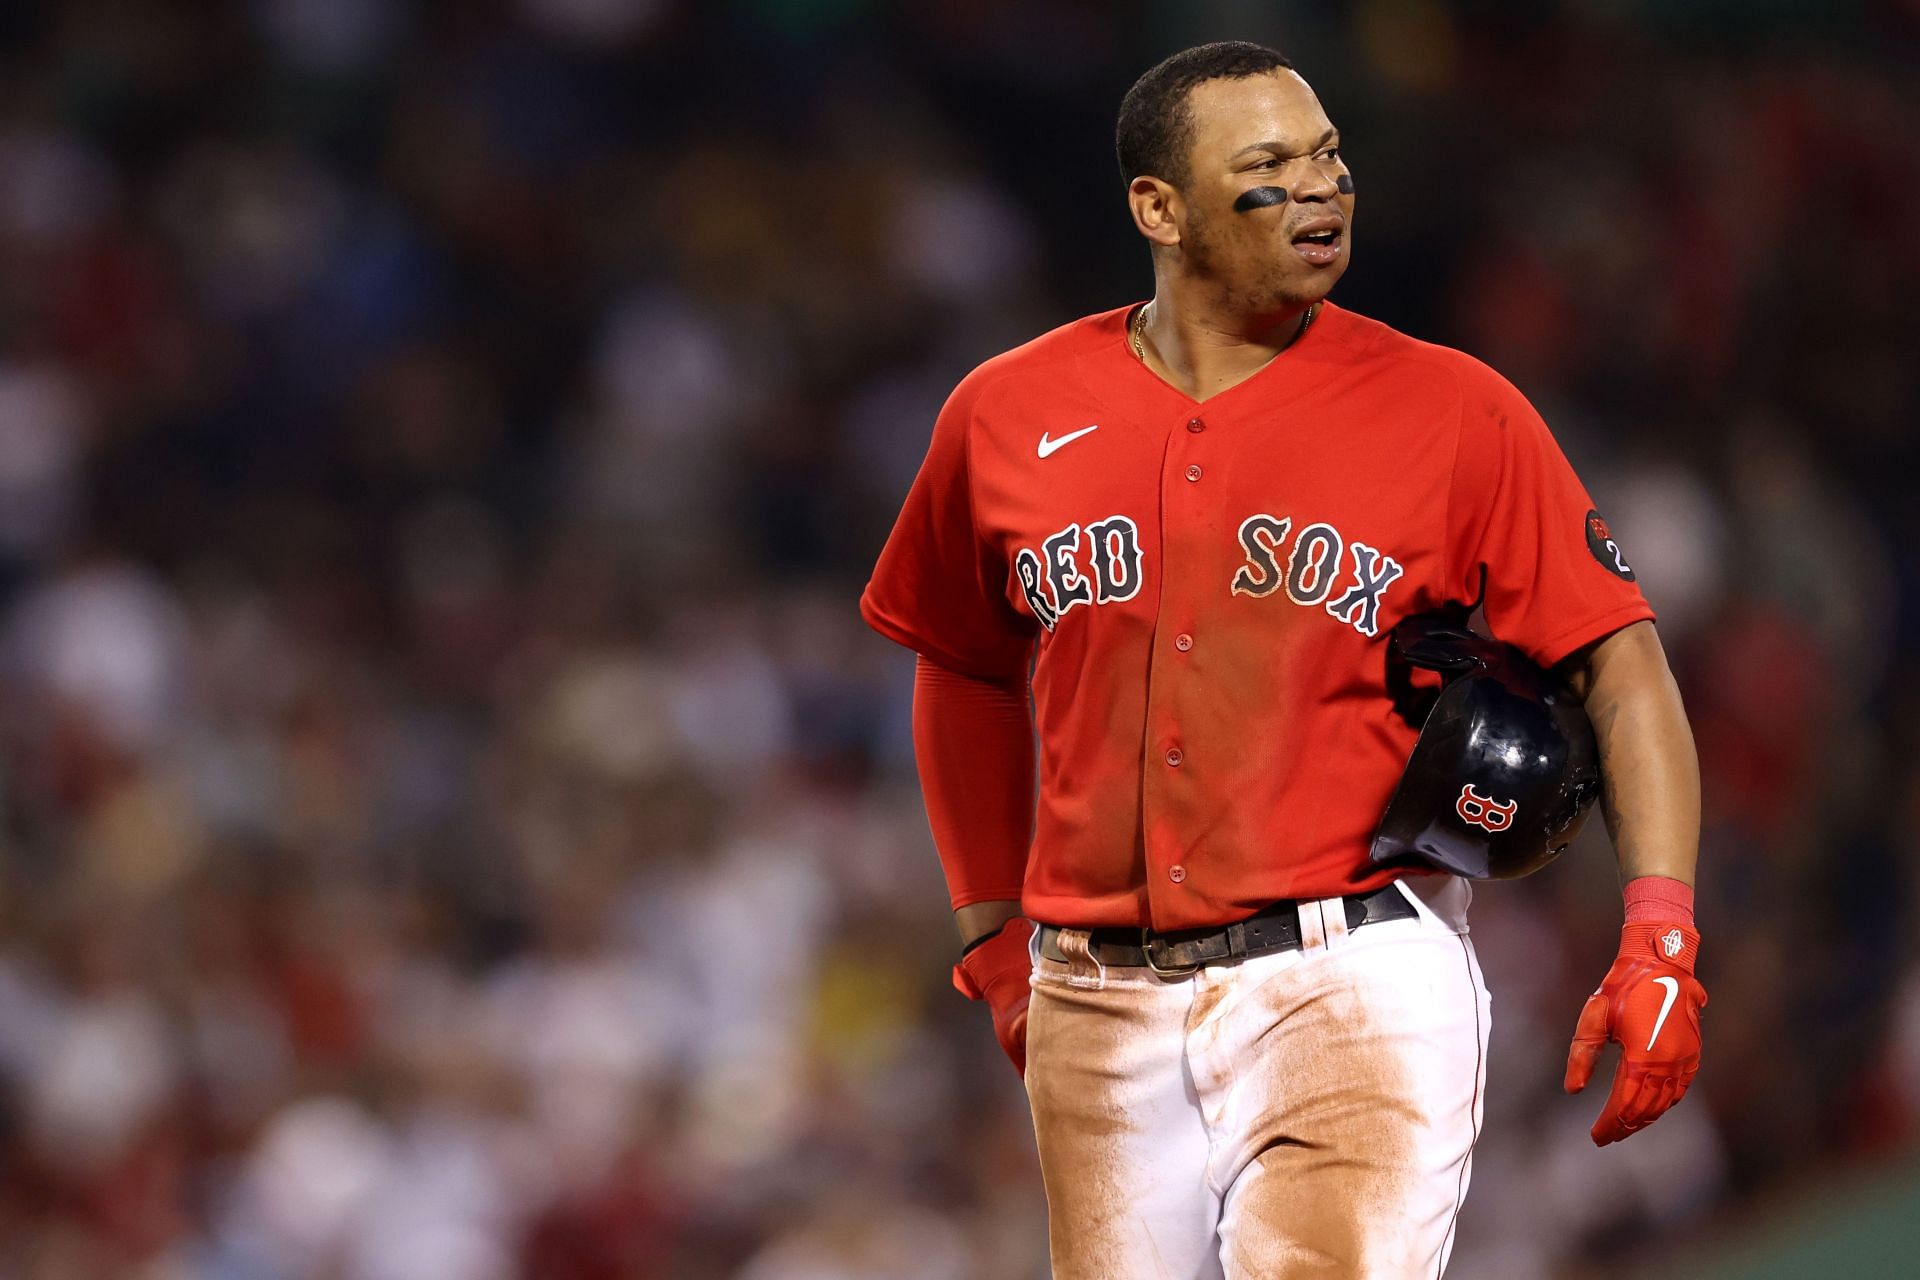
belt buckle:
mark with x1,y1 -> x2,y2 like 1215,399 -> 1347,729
1141,929 -> 1202,978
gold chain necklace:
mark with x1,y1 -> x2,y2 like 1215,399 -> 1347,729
1130,300 -> 1319,362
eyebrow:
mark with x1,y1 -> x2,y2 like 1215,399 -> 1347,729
1231,127 -> 1339,161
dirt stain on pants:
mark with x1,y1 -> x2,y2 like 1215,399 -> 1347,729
1025,901 -> 1489,1280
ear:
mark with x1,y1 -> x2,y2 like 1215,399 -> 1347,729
1127,176 -> 1183,249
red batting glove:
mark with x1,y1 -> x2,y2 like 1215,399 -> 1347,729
952,918 -> 1035,1076
1564,923 -> 1708,1145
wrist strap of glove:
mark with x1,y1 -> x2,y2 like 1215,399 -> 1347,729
953,919 -> 1032,1001
959,922 -> 1006,958
1618,920 -> 1700,975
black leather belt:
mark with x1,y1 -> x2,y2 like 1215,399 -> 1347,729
1037,883 -> 1418,977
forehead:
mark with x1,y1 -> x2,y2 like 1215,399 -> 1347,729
1183,71 -> 1331,162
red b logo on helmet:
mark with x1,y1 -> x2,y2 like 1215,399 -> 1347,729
1456,784 -> 1518,833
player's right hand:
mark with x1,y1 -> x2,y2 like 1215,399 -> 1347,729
1564,922 -> 1707,1145
952,918 -> 1036,1076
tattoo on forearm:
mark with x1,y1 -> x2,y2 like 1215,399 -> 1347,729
1591,697 -> 1627,850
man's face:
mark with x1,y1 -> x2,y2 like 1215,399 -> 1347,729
1175,71 -> 1354,310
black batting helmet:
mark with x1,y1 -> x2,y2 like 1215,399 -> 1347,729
1369,613 -> 1600,880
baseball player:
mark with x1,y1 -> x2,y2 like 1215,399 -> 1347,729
862,41 -> 1706,1279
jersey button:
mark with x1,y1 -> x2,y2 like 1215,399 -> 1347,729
1169,864 -> 1187,884
1185,464 -> 1202,482
1186,418 -> 1204,433
1174,633 -> 1193,652
1165,747 -> 1184,767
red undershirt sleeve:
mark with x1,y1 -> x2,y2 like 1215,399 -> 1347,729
912,654 -> 1036,910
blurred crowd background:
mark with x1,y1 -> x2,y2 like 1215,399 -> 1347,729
0,1 -> 1916,1277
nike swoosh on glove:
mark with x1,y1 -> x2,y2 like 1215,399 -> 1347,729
952,918 -> 1036,1077
1564,922 -> 1707,1145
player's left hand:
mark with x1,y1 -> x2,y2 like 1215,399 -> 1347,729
952,918 -> 1036,1076
1564,922 -> 1707,1145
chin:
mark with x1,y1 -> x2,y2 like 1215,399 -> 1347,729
1265,265 -> 1343,311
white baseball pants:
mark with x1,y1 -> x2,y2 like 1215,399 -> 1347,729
1023,879 -> 1490,1279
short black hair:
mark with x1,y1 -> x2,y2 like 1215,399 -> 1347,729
1116,41 -> 1295,187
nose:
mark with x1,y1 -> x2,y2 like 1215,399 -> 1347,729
1290,158 -> 1341,203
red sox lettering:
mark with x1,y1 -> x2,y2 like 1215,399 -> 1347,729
1227,513 -> 1403,636
1013,514 -> 1145,630
1014,510 -> 1404,638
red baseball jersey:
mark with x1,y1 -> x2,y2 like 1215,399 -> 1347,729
862,301 -> 1652,931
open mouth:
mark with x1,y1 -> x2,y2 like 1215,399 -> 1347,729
1290,225 -> 1344,265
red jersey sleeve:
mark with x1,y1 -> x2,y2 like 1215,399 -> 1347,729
862,374 -> 1036,679
1446,364 -> 1654,666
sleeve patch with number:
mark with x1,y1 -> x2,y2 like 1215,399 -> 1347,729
1584,509 -> 1636,581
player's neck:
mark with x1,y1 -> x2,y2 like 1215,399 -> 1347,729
1135,286 -> 1317,401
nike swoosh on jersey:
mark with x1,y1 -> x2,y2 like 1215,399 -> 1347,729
1037,425 -> 1100,458
1646,975 -> 1681,1051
